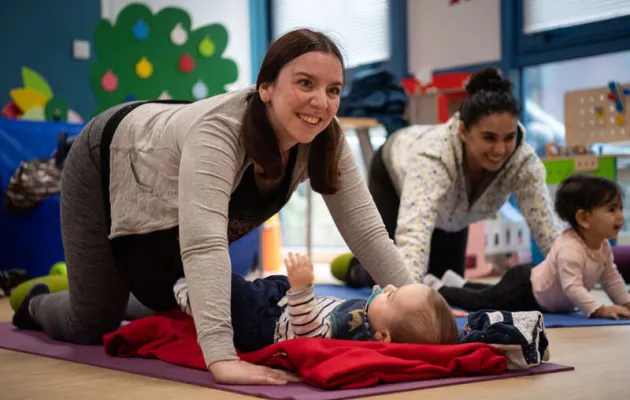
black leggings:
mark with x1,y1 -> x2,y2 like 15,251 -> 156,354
438,264 -> 543,312
30,101 -> 189,345
367,146 -> 468,278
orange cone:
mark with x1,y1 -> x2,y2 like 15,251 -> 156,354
262,214 -> 283,272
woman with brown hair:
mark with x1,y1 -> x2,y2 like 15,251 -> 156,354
11,29 -> 414,385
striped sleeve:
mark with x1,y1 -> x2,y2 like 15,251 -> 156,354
173,277 -> 192,315
286,286 -> 336,338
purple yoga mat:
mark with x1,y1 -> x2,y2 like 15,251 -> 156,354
0,323 -> 573,400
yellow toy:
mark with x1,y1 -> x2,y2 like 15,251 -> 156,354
9,262 -> 68,312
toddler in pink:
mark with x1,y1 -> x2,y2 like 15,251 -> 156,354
424,174 -> 630,320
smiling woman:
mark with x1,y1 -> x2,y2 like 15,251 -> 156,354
10,28 -> 415,388
346,68 -> 563,286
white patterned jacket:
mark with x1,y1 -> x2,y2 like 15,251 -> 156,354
382,114 -> 562,281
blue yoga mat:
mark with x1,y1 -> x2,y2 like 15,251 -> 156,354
313,284 -> 630,329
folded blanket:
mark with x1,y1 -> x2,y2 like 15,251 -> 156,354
459,310 -> 550,370
103,309 -> 508,389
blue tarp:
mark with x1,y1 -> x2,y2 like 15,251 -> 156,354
0,118 -> 259,278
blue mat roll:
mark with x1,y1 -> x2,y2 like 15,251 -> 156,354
314,284 -> 630,329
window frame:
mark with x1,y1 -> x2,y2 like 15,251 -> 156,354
251,0 -> 408,83
511,0 -> 630,68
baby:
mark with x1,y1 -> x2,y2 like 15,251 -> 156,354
424,174 -> 630,320
174,252 -> 459,352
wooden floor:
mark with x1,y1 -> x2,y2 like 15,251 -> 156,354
1,291 -> 628,399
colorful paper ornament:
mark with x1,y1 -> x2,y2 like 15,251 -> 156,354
20,106 -> 46,121
101,70 -> 118,92
170,23 -> 187,45
22,67 -> 53,100
192,80 -> 208,100
178,52 -> 195,73
198,36 -> 215,57
10,88 -> 48,112
67,109 -> 84,124
135,57 -> 153,79
132,19 -> 149,40
45,98 -> 69,122
158,91 -> 172,100
1,102 -> 21,119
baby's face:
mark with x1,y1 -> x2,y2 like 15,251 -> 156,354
367,283 -> 431,333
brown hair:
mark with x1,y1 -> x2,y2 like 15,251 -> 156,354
389,289 -> 459,345
241,29 -> 345,195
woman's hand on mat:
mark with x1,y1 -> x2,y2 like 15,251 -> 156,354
451,308 -> 468,317
285,252 -> 315,291
210,360 -> 300,385
592,305 -> 630,320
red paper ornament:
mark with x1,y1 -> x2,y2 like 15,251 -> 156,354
101,70 -> 118,92
179,53 -> 195,74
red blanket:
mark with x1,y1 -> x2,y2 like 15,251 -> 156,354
103,310 -> 508,389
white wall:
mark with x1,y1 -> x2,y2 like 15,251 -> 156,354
100,0 -> 252,90
407,0 -> 501,80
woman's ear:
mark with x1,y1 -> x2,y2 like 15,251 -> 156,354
259,84 -> 272,103
458,121 -> 468,142
576,209 -> 590,229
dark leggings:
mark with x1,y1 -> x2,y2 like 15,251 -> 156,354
30,101 -> 189,344
366,146 -> 469,278
438,264 -> 543,312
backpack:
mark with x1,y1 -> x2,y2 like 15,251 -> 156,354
3,157 -> 62,211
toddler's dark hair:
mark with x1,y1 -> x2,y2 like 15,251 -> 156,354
555,174 -> 623,229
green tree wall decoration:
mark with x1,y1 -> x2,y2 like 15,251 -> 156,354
90,4 -> 238,115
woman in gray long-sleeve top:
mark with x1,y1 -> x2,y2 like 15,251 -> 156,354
11,29 -> 414,385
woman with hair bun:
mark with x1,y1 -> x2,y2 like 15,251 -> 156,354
347,67 -> 562,285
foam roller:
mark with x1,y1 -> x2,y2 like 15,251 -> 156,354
9,274 -> 68,312
330,253 -> 354,281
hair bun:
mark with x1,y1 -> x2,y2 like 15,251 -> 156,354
465,67 -> 513,96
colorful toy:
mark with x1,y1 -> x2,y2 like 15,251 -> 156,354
608,81 -> 626,114
9,262 -> 68,312
330,253 -> 354,281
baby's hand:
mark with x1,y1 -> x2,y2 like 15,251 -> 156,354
592,305 -> 630,320
285,252 -> 314,291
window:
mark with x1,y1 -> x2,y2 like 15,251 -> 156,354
523,49 -> 630,154
522,49 -> 630,231
270,0 -> 390,68
523,0 -> 630,34
279,127 -> 388,261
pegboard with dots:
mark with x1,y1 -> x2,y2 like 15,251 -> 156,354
564,82 -> 630,147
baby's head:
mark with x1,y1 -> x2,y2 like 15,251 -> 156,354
366,283 -> 458,345
555,174 -> 624,240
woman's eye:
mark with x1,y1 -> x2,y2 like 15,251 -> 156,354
328,87 -> 341,96
298,80 -> 312,89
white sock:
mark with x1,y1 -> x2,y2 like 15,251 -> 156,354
421,273 -> 443,290
441,270 -> 466,288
